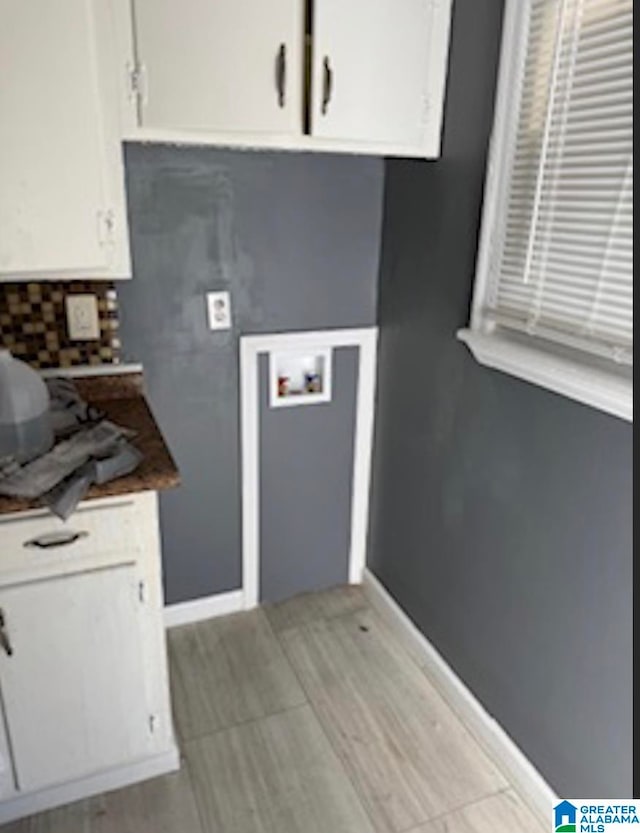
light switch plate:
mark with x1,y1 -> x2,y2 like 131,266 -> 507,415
207,291 -> 232,330
65,294 -> 100,341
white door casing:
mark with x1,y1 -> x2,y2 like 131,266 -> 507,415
240,328 -> 378,610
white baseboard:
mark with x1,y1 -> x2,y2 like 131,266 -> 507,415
164,589 -> 244,629
0,746 -> 180,825
362,568 -> 557,823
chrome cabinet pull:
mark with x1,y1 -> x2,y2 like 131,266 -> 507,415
24,530 -> 89,549
0,610 -> 13,657
321,56 -> 333,115
276,43 -> 286,107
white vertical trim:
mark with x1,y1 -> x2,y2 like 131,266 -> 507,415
470,0 -> 531,331
240,328 -> 378,609
240,337 -> 260,610
348,328 -> 378,584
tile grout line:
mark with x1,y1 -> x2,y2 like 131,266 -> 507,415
390,635 -> 540,818
174,605 -> 312,833
265,594 -> 371,644
178,700 -> 311,749
399,785 -> 514,833
360,592 -> 549,829
181,602 -> 372,833
172,593 -> 525,833
168,606 -> 310,747
358,598 -> 527,787
264,589 -> 370,639
271,601 -> 391,833
179,753 -> 210,833
271,596 -> 519,833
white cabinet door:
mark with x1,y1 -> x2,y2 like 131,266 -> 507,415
133,0 -> 303,136
0,565 -> 152,792
310,0 -> 452,152
0,0 -> 126,278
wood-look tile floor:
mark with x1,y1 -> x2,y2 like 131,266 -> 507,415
1,586 -> 546,833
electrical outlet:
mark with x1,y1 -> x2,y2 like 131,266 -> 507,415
207,291 -> 232,330
65,294 -> 100,341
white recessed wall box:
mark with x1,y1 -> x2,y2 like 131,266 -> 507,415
270,348 -> 333,408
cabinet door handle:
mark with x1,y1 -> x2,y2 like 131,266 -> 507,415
276,43 -> 286,107
0,610 -> 13,657
24,530 -> 89,549
321,56 -> 333,115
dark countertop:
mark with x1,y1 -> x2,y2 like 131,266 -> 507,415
0,372 -> 180,516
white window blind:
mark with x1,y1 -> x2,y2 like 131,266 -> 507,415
484,0 -> 633,367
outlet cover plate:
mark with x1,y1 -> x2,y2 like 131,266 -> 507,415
66,294 -> 100,341
207,291 -> 232,330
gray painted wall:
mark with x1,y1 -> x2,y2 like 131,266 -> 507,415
368,0 -> 633,798
119,145 -> 383,604
259,347 -> 358,603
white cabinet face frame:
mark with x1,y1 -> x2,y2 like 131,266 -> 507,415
240,328 -> 378,609
0,0 -> 131,281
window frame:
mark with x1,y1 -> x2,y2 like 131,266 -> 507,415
458,0 -> 632,422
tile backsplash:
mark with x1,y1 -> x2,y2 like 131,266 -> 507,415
0,281 -> 121,369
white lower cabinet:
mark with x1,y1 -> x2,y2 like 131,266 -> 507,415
0,492 -> 178,825
0,567 -> 151,792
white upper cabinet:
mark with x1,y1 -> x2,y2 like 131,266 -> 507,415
310,0 -> 452,153
117,0 -> 452,158
0,1 -> 130,280
131,0 -> 304,136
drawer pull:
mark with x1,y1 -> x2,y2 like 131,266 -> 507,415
321,56 -> 333,115
0,610 -> 13,657
24,530 -> 89,550
275,43 -> 286,107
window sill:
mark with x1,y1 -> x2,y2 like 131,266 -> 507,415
457,328 -> 632,422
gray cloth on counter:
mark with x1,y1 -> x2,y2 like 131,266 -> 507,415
46,377 -> 108,437
0,378 -> 142,520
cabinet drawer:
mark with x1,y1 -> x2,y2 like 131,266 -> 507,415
0,500 -> 141,584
